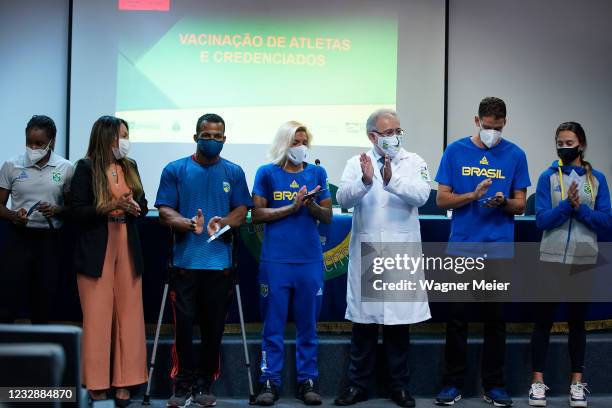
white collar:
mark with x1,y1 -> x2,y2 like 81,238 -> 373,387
371,146 -> 383,162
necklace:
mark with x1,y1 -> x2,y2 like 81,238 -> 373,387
111,164 -> 118,185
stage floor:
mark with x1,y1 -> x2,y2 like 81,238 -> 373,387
98,396 -> 612,407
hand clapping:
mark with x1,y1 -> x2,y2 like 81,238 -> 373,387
190,208 -> 204,234
360,153 -> 374,185
568,181 -> 581,209
207,215 -> 223,237
116,192 -> 141,216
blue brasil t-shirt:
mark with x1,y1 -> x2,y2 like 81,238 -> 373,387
435,137 -> 530,254
155,155 -> 253,270
252,162 -> 331,263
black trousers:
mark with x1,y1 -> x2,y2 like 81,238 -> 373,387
169,268 -> 234,386
347,323 -> 411,392
531,302 -> 588,374
442,301 -> 506,390
0,225 -> 62,324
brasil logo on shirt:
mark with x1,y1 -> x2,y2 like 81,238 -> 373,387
223,181 -> 231,193
241,181 -> 351,281
461,166 -> 505,179
461,155 -> 505,179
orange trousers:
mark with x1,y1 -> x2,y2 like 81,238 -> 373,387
77,222 -> 148,390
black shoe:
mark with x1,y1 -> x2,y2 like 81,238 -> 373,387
255,380 -> 280,406
298,379 -> 322,405
391,389 -> 416,407
334,385 -> 368,406
114,396 -> 131,408
191,378 -> 216,407
166,383 -> 192,408
87,390 -> 108,404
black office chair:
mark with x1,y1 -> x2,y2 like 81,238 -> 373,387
0,324 -> 87,407
419,189 -> 446,215
0,343 -> 65,408
525,193 -> 536,216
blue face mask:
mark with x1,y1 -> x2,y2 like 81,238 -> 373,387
197,139 -> 224,158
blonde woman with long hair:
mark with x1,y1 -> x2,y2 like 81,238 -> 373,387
71,115 -> 148,406
251,121 -> 332,406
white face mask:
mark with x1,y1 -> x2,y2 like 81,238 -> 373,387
479,123 -> 502,149
112,138 -> 130,160
26,141 -> 51,164
376,135 -> 403,158
287,145 -> 308,165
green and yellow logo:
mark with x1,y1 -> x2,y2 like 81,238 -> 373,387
480,156 -> 489,165
290,180 -> 299,189
223,181 -> 231,193
51,170 -> 62,183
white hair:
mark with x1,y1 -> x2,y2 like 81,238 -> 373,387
366,108 -> 398,134
268,121 -> 312,165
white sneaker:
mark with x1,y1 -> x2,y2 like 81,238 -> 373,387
569,382 -> 589,407
528,382 -> 548,406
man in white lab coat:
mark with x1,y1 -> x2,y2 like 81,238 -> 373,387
334,109 -> 431,407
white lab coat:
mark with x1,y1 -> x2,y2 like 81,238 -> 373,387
336,148 -> 432,325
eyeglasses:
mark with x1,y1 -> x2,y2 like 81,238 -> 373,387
197,132 -> 225,142
372,128 -> 405,137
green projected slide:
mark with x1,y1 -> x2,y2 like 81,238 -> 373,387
116,16 -> 397,147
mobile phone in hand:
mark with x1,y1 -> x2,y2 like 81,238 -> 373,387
478,196 -> 496,207
303,188 -> 327,200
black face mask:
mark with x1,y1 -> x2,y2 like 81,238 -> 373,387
557,146 -> 581,165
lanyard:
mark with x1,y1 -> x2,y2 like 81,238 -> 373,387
557,159 -> 595,202
26,201 -> 55,229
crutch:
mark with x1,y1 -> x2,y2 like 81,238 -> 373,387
143,228 -> 174,405
231,229 -> 256,404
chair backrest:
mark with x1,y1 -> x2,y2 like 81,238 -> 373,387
419,190 -> 446,215
328,182 -> 339,206
0,343 -> 65,408
0,343 -> 65,384
525,193 -> 536,216
0,324 -> 82,392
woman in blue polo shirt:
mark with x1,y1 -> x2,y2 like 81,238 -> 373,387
251,121 -> 332,406
0,115 -> 73,324
529,122 -> 612,408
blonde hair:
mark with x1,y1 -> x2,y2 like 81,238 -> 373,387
86,115 -> 143,212
268,121 -> 312,165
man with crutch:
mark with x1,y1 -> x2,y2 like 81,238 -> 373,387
155,113 -> 252,407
